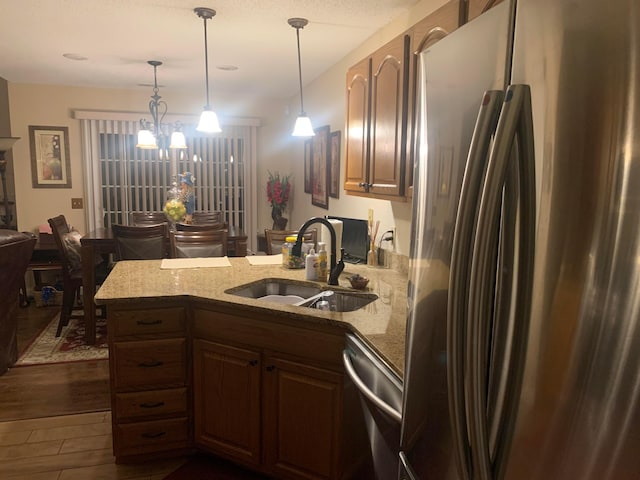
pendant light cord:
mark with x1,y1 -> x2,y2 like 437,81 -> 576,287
202,16 -> 210,108
295,26 -> 305,114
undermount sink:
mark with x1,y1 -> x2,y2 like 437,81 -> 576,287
225,278 -> 377,312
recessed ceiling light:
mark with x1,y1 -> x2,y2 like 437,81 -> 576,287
216,65 -> 238,71
63,53 -> 88,61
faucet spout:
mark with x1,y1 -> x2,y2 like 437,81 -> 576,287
293,217 -> 344,285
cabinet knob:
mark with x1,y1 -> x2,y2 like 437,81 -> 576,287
266,365 -> 276,372
249,359 -> 258,367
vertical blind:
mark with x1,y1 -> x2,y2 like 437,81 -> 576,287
79,118 -> 248,232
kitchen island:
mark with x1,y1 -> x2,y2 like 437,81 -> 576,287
96,256 -> 408,478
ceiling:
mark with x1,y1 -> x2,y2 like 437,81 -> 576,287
1,0 -> 421,101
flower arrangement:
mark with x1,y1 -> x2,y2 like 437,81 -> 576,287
267,171 -> 291,214
267,171 -> 291,230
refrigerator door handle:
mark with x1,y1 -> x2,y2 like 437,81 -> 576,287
467,84 -> 536,480
342,351 -> 402,423
448,90 -> 504,480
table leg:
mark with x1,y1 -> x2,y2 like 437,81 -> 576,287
81,243 -> 97,345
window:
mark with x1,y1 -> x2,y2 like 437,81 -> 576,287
78,112 -> 259,251
98,132 -> 244,229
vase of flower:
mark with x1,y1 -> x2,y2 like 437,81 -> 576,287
267,171 -> 291,231
271,208 -> 288,230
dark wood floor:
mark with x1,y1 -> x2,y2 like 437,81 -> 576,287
0,302 -> 110,422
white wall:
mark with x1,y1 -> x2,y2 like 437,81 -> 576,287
269,0 -> 448,255
9,0 -> 448,255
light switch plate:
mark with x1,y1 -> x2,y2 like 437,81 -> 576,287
71,198 -> 83,209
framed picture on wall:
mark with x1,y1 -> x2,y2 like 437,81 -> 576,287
329,130 -> 341,199
311,125 -> 330,209
29,125 -> 72,188
304,138 -> 312,194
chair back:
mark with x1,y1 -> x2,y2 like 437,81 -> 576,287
192,211 -> 225,225
48,215 -> 77,277
112,223 -> 167,260
130,212 -> 167,226
170,230 -> 228,258
176,222 -> 226,232
264,229 -> 317,255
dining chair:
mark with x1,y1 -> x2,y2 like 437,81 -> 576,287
48,214 -> 107,337
264,229 -> 317,255
112,223 -> 168,260
169,230 -> 228,258
176,222 -> 226,231
130,212 -> 167,226
192,211 -> 226,225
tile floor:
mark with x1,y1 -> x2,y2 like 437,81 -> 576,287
0,411 -> 185,479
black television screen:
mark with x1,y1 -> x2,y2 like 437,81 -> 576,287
326,215 -> 369,264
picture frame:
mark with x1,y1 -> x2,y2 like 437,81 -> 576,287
29,125 -> 72,188
304,138 -> 312,194
329,130 -> 341,199
311,125 -> 330,209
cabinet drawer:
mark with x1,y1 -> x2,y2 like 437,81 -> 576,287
115,387 -> 188,421
113,339 -> 186,390
115,417 -> 189,456
111,307 -> 186,338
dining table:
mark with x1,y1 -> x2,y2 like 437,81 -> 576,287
80,225 -> 248,344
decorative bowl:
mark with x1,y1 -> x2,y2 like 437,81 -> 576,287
348,274 -> 370,290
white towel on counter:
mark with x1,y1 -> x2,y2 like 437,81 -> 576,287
160,257 -> 232,269
245,254 -> 283,266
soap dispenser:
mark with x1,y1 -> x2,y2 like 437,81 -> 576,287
317,242 -> 328,282
305,248 -> 318,280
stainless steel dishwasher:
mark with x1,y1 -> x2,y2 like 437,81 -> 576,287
343,333 -> 403,480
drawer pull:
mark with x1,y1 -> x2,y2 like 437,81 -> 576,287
266,365 -> 276,372
138,360 -> 163,368
141,431 -> 166,439
139,401 -> 165,409
136,319 -> 162,326
249,360 -> 258,367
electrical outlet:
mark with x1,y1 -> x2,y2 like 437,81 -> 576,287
71,198 -> 83,209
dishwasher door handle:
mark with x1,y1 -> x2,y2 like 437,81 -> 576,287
342,350 -> 402,423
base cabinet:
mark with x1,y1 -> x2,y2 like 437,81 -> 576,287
263,356 -> 342,480
107,304 -> 191,462
107,302 -> 369,477
192,306 -> 365,480
193,339 -> 261,466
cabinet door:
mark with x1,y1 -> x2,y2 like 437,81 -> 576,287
465,0 -> 506,23
344,57 -> 371,194
263,356 -> 343,480
406,0 -> 461,198
368,33 -> 410,198
193,339 -> 261,466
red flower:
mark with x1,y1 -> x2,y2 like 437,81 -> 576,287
266,171 -> 290,211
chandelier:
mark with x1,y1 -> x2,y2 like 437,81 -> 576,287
136,60 -> 187,152
288,18 -> 315,137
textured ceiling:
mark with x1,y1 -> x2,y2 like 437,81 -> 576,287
1,0 -> 421,100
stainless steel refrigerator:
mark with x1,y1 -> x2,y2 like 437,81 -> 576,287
400,0 -> 640,478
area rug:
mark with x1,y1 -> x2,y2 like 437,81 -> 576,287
163,454 -> 269,480
16,314 -> 109,366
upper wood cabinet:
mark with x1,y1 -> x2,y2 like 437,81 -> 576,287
464,0 -> 506,24
405,0 -> 462,198
345,34 -> 410,199
344,57 -> 371,194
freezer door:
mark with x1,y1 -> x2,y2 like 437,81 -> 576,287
504,0 -> 640,478
401,3 -> 512,479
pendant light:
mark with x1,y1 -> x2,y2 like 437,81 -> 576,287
136,61 -> 187,151
194,7 -> 222,133
288,18 -> 315,137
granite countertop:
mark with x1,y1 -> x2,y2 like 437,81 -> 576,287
95,256 -> 408,376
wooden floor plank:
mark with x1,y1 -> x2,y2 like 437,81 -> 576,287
0,439 -> 62,460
